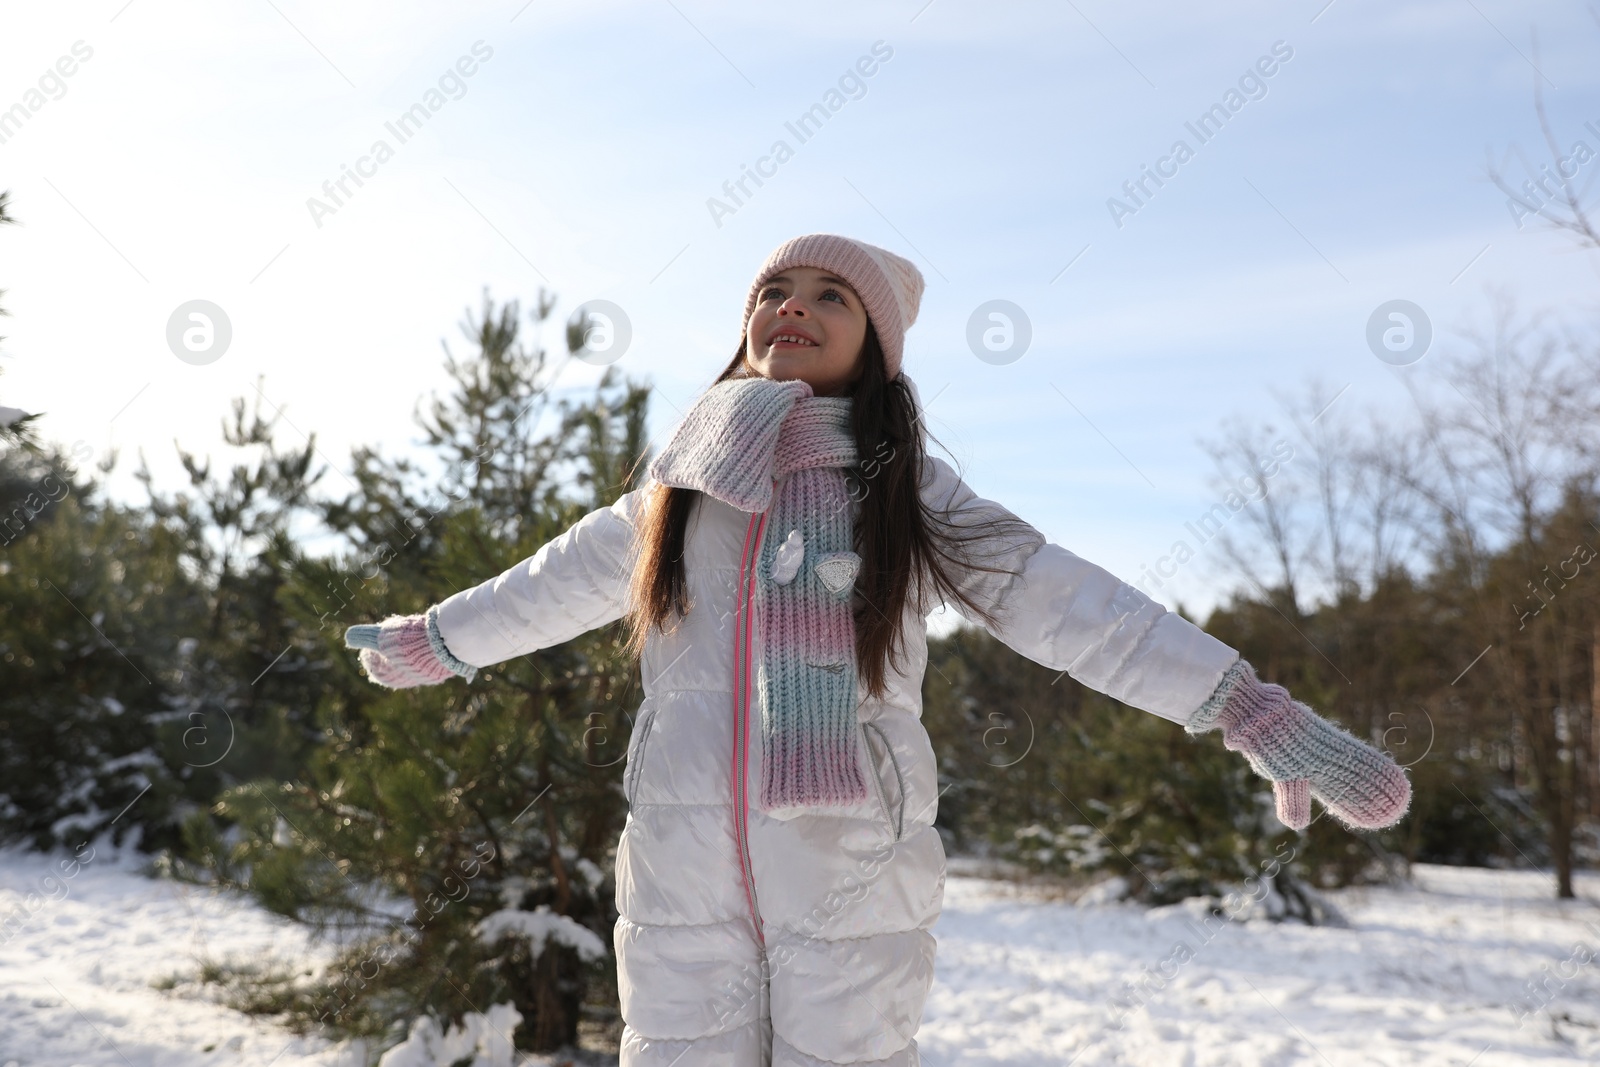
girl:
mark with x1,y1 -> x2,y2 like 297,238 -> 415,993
345,233 -> 1411,1066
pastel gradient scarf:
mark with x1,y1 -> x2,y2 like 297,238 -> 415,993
649,376 -> 868,810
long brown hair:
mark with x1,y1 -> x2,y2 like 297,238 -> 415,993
627,324 -> 1030,696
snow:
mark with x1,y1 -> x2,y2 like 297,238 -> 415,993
476,906 -> 609,962
920,863 -> 1600,1066
4,840 -> 1598,1065
0,838 -> 359,1066
377,1004 -> 521,1067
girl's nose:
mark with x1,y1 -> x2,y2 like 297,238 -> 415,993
779,301 -> 806,317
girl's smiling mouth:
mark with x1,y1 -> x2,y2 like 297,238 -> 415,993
766,326 -> 819,348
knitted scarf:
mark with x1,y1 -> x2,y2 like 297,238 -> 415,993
649,376 -> 868,811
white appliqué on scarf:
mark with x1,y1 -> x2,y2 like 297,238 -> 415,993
770,530 -> 805,585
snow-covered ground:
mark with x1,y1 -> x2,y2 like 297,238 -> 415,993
3,842 -> 1598,1065
921,862 -> 1600,1066
1,840 -> 359,1066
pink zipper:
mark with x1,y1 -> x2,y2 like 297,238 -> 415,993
732,509 -> 768,947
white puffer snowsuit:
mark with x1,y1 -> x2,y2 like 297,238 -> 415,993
433,454 -> 1241,1066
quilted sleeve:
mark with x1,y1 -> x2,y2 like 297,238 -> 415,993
431,488 -> 643,668
921,456 -> 1240,726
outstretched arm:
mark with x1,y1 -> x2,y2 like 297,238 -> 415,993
343,488 -> 642,687
922,456 -> 1410,832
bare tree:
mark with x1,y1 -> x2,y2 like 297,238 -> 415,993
1203,22 -> 1600,899
1350,414 -> 1427,591
1271,379 -> 1370,602
1395,294 -> 1596,897
1485,29 -> 1600,264
1200,415 -> 1310,617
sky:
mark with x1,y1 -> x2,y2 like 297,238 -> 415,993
2,0 -> 1598,621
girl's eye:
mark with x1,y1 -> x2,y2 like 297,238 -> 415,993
760,285 -> 846,303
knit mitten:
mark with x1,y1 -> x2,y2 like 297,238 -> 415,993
343,606 -> 477,689
1187,659 -> 1410,832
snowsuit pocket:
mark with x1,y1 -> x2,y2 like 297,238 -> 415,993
625,706 -> 658,808
860,720 -> 906,842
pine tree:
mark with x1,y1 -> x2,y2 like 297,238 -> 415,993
0,456 -> 205,851
0,189 -> 42,451
196,291 -> 649,1052
0,187 -> 210,854
922,625 -> 1313,910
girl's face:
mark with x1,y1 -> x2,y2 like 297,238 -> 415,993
744,266 -> 869,396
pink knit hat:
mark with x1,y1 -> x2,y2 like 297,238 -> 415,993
740,234 -> 926,380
